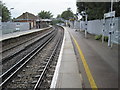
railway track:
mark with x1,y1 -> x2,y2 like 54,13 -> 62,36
33,30 -> 63,89
1,26 -> 64,89
1,28 -> 56,74
1,27 -> 53,59
1,27 -> 54,64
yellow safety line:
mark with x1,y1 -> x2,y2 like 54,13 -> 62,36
71,35 -> 98,90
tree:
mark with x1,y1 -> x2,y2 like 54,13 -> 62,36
38,10 -> 53,19
56,14 -> 61,18
61,8 -> 74,20
76,2 -> 120,20
51,19 -> 64,25
113,2 -> 120,17
0,1 -> 11,22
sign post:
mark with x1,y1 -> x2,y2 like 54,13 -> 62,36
103,11 -> 115,47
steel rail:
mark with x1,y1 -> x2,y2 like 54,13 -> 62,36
1,29 -> 55,64
33,32 -> 63,90
0,30 -> 57,87
0,27 -> 53,54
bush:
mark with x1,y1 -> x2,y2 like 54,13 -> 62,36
104,36 -> 108,42
95,35 -> 108,42
95,35 -> 102,40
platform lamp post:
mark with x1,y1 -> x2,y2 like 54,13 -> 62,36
108,0 -> 114,47
0,16 -> 1,30
10,8 -> 14,22
9,8 -> 14,34
108,0 -> 113,47
73,13 -> 78,30
74,13 -> 82,31
103,0 -> 116,47
26,12 -> 29,22
81,11 -> 88,38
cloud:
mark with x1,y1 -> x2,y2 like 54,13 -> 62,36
3,0 -> 76,18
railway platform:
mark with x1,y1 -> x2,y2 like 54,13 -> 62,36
51,27 -> 82,88
0,26 -> 52,41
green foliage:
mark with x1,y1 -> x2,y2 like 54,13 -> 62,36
51,19 -> 64,25
0,1 -> 11,22
38,10 -> 53,19
76,2 -> 120,20
104,36 -> 108,42
61,8 -> 74,20
95,35 -> 108,42
95,35 -> 102,40
57,14 -> 61,18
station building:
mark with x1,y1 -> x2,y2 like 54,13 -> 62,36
14,12 -> 52,29
14,12 -> 39,29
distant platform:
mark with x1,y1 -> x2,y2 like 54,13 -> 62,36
0,26 -> 52,41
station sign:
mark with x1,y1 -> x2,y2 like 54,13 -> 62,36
104,11 -> 115,18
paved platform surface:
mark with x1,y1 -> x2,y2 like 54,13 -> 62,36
0,26 -> 52,41
68,27 -> 118,88
51,27 -> 82,88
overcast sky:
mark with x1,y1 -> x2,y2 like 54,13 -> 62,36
2,0 -> 77,18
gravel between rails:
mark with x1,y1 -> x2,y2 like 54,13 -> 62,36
2,30 -> 56,74
4,26 -> 63,89
1,28 -> 54,59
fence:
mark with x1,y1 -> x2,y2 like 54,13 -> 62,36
2,22 -> 29,34
73,17 -> 120,44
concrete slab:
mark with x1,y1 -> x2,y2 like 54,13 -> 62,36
50,27 -> 82,88
61,54 -> 76,62
63,50 -> 75,55
60,62 -> 79,73
58,73 -> 82,88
